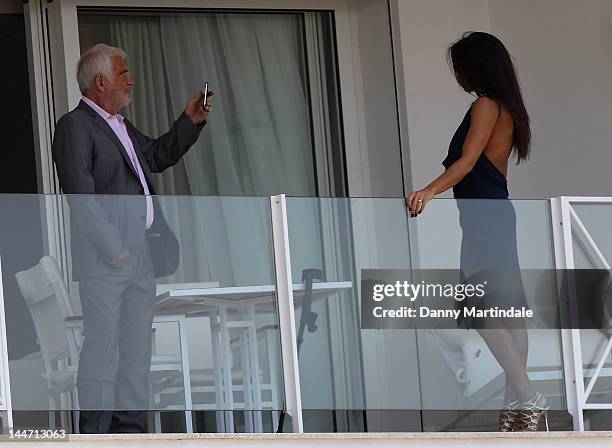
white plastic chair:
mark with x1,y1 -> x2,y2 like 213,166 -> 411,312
15,256 -> 194,432
15,256 -> 81,426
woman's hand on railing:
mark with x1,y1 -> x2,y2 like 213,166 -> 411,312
406,188 -> 435,217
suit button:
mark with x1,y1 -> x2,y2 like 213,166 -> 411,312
139,188 -> 144,194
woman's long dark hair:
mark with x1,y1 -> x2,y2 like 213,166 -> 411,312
448,31 -> 531,162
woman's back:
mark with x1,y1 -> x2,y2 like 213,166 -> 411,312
482,103 -> 514,176
442,98 -> 514,199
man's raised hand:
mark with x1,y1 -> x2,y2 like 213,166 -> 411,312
185,90 -> 215,125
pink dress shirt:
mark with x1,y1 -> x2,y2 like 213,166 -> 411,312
82,97 -> 154,229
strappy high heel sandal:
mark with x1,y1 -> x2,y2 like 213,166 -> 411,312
499,400 -> 519,432
515,393 -> 549,431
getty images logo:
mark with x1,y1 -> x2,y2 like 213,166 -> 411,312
371,280 -> 487,302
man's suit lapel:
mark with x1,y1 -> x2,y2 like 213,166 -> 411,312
77,100 -> 139,179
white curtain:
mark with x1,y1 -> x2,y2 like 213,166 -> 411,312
160,13 -> 315,197
162,13 -> 317,286
112,13 -> 316,198
110,18 -> 192,196
110,19 -> 219,284
110,18 -> 273,285
109,13 -> 324,286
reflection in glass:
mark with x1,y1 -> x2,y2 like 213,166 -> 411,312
285,196 -> 564,420
5,195 -> 284,433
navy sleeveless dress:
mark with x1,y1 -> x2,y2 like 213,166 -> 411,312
442,104 -> 527,327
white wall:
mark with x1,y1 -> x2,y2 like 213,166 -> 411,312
392,0 -> 490,197
393,0 -> 612,199
350,0 -> 404,197
489,0 -> 612,198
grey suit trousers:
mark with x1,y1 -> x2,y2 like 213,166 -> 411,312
76,243 -> 156,413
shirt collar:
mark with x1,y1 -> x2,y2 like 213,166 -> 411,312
82,96 -> 124,122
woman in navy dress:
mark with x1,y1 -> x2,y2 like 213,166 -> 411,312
406,32 -> 547,432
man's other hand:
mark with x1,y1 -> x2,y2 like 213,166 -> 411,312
111,249 -> 130,268
185,90 -> 215,125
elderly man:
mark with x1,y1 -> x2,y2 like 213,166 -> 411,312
52,43 -> 212,433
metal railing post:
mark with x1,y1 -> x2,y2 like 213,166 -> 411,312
551,197 -> 585,431
0,253 -> 14,431
270,194 -> 304,433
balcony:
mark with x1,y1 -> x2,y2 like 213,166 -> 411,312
1,194 -> 612,437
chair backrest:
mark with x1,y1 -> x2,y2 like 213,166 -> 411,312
15,256 -> 78,374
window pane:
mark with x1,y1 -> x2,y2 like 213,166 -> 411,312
77,9 -> 345,197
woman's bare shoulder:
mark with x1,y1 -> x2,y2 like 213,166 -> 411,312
472,96 -> 500,114
469,96 -> 503,129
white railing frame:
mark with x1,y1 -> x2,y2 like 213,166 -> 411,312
270,194 -> 304,433
5,195 -> 612,434
0,194 -> 305,434
552,196 -> 612,431
0,253 -> 14,432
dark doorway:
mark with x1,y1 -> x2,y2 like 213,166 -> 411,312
0,14 -> 38,194
0,12 -> 44,384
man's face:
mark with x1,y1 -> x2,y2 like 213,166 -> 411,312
107,55 -> 134,111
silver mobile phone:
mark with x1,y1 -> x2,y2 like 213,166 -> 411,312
203,82 -> 209,108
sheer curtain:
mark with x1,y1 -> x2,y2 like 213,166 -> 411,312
110,19 -> 218,284
111,13 -> 315,198
160,13 -> 315,197
109,13 -> 319,285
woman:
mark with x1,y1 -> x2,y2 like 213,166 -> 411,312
406,32 -> 547,432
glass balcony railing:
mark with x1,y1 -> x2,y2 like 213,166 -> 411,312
285,197 -> 565,417
570,202 -> 612,406
409,199 -> 564,412
0,194 -> 284,433
1,194 -> 612,433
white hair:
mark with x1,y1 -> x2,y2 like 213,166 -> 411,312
76,43 -> 127,94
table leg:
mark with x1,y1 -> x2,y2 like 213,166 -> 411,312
218,305 -> 235,432
239,322 -> 254,432
246,304 -> 263,432
210,310 -> 225,432
177,316 -> 193,433
267,329 -> 281,432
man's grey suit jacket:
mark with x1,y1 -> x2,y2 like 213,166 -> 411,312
52,100 -> 205,280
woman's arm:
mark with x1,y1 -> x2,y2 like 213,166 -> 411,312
407,97 -> 501,216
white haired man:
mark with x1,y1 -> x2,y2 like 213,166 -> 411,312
52,43 -> 213,433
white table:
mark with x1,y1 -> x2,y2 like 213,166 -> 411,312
155,281 -> 353,313
154,281 -> 352,432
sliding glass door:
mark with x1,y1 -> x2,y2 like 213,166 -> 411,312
77,8 -> 346,197
23,1 -> 370,432
27,0 -> 365,198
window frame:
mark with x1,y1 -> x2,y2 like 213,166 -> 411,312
24,0 -> 372,433
29,0 -> 365,196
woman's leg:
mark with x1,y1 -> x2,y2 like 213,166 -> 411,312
503,373 -> 515,404
505,318 -> 529,402
493,319 -> 530,431
476,323 -> 534,402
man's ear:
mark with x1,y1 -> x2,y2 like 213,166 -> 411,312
95,74 -> 106,92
